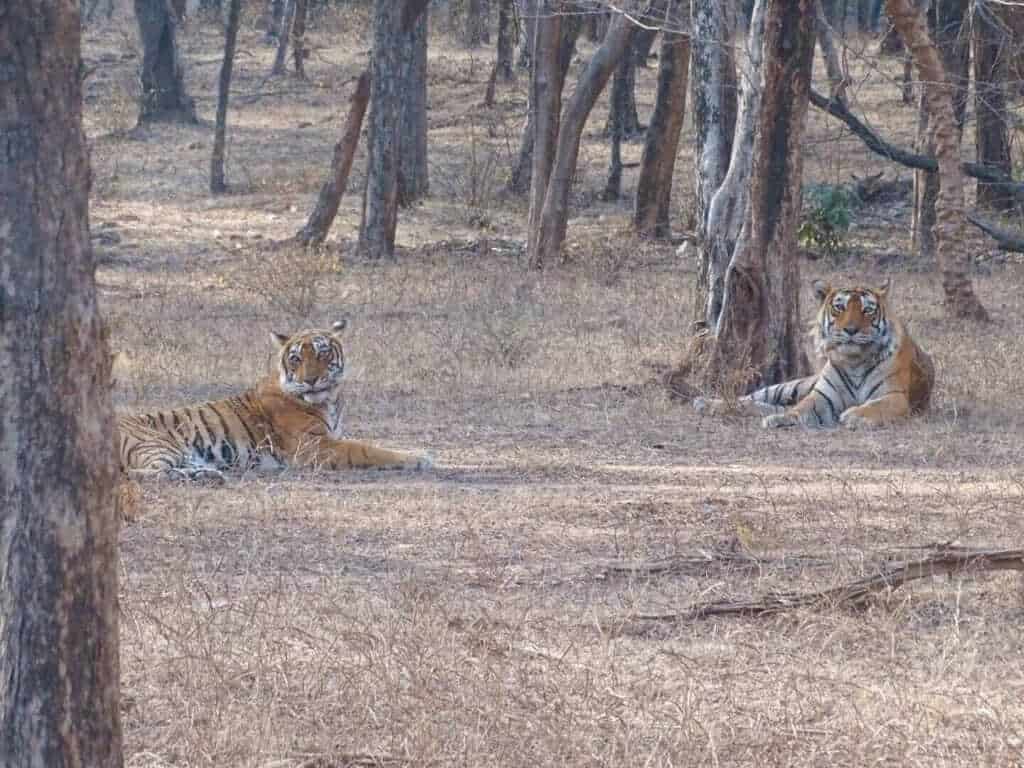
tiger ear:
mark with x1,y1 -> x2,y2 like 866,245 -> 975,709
875,277 -> 891,298
331,318 -> 348,334
270,331 -> 290,348
812,279 -> 832,303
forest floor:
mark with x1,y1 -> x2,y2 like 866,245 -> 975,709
84,7 -> 1024,767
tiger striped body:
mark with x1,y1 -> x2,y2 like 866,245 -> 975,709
118,321 -> 432,479
694,279 -> 934,429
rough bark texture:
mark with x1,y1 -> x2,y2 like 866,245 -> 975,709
886,0 -> 989,320
398,8 -> 429,207
135,0 -> 196,123
271,0 -> 295,75
509,12 -> 581,195
297,71 -> 371,246
496,0 -> 515,80
692,0 -> 738,232
973,3 -> 1013,211
635,0 -> 690,237
291,0 -> 308,77
210,0 -> 242,194
359,0 -> 431,259
526,2 -> 563,267
0,1 -> 123,765
683,0 -> 814,393
531,10 -> 640,268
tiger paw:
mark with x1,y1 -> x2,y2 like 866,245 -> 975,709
762,412 -> 798,429
839,410 -> 873,430
163,466 -> 227,485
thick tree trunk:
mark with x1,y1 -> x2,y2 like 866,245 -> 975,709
135,0 -> 196,123
398,8 -> 429,206
509,12 -> 581,195
297,71 -> 371,246
886,0 -> 988,320
210,0 -> 242,194
531,10 -> 640,267
359,0 -> 431,259
526,2 -> 563,267
682,0 -> 814,392
292,0 -> 308,77
973,4 -> 1013,211
271,0 -> 295,74
635,0 -> 690,238
496,0 -> 515,80
0,1 -> 123,765
692,0 -> 739,233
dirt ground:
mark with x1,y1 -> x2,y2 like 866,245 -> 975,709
83,7 -> 1024,767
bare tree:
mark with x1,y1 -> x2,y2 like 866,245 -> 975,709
0,1 -> 123,764
465,0 -> 490,46
517,0 -> 538,69
530,8 -> 642,267
398,8 -> 429,206
135,0 -> 196,123
297,72 -> 372,246
271,0 -> 295,75
677,0 -> 815,393
495,0 -> 516,81
605,39 -> 643,138
634,0 -> 690,237
292,0 -> 308,77
886,0 -> 989,320
973,2 -> 1013,211
358,0 -> 431,259
211,0 -> 243,193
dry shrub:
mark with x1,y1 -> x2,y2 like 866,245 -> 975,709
433,119 -> 503,228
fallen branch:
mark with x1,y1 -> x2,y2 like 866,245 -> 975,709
809,88 -> 1024,204
622,547 -> 1024,625
965,212 -> 1024,253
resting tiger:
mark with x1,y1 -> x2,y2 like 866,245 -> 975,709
118,320 -> 432,479
693,279 -> 934,429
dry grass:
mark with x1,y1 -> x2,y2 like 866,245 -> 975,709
83,10 -> 1024,767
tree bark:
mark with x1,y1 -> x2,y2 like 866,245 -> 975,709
815,0 -> 848,105
605,45 -> 642,137
398,8 -> 429,207
692,0 -> 738,233
210,0 -> 242,194
135,0 -> 196,123
0,1 -> 123,765
296,71 -> 371,246
886,0 -> 989,320
509,11 -> 582,195
635,0 -> 690,238
517,0 -> 537,69
265,0 -> 285,43
973,3 -> 1013,211
359,0 -> 431,259
271,0 -> 295,75
465,0 -> 489,47
292,0 -> 308,77
682,0 -> 814,392
531,9 -> 641,267
496,0 -> 515,80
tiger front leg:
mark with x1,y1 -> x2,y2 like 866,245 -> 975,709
762,390 -> 838,429
839,393 -> 911,430
307,439 -> 433,471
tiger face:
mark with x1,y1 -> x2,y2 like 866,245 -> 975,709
813,279 -> 891,365
272,319 -> 347,404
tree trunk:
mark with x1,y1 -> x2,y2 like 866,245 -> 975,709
210,0 -> 242,194
887,0 -> 988,320
973,3 -> 1013,211
602,127 -> 624,201
605,46 -> 642,137
635,0 -> 690,238
531,10 -> 640,268
292,0 -> 308,77
509,12 -> 582,195
0,1 -> 123,765
517,0 -> 537,69
496,0 -> 515,80
816,0 -> 848,105
271,0 -> 295,75
297,71 -> 371,246
359,0 -> 431,259
135,0 -> 196,123
526,2 -> 563,267
911,0 -> 968,263
398,8 -> 429,207
265,0 -> 285,43
692,0 -> 738,233
683,0 -> 814,392
465,0 -> 489,47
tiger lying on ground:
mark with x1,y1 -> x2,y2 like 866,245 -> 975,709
118,320 -> 432,480
694,279 -> 935,429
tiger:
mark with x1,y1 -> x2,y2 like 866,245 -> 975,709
693,279 -> 935,429
118,320 -> 432,480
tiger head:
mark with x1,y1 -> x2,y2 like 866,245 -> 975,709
271,320 -> 347,404
812,279 -> 892,365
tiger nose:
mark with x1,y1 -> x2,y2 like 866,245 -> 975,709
303,375 -> 319,385
843,326 -> 858,336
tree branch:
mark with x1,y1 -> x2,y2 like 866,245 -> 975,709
965,212 -> 1024,252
